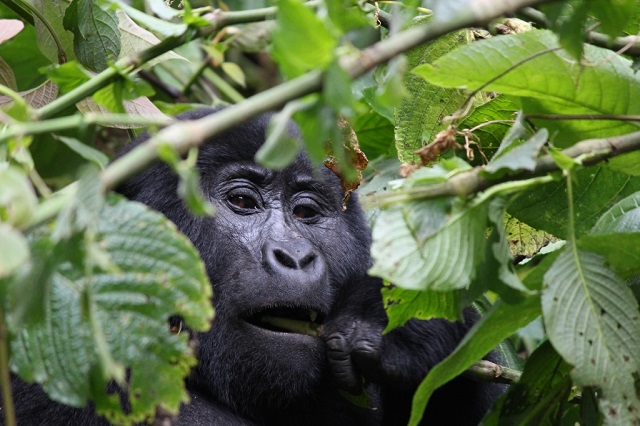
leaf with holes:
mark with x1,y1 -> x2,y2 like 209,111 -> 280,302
542,248 -> 640,424
9,195 -> 213,424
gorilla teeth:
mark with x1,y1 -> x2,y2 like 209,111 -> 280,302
309,310 -> 318,322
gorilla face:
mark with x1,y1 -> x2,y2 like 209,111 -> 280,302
119,110 -> 372,416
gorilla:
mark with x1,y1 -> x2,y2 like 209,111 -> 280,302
5,108 -> 504,425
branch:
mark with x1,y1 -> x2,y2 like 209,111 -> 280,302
464,360 -> 522,385
365,130 -> 640,206
519,7 -> 640,58
0,114 -> 173,143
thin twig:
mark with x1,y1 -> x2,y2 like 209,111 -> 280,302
365,129 -> 640,207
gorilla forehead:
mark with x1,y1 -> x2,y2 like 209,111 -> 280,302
195,111 -> 344,204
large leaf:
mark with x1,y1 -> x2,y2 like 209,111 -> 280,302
394,24 -> 469,163
10,196 -> 213,424
413,30 -> 640,145
409,296 -> 541,426
542,248 -> 640,424
509,165 -> 640,239
370,196 -> 487,291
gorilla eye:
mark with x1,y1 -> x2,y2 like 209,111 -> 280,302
293,205 -> 318,219
228,194 -> 258,210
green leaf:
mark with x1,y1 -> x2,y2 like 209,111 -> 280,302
590,0 -> 637,40
0,166 -> 37,227
352,104 -> 395,159
0,223 -> 29,278
10,196 -> 213,423
0,19 -> 50,91
221,62 -> 246,87
54,135 -> 109,169
51,166 -> 105,241
483,128 -> 548,178
293,98 -> 336,163
256,105 -> 301,170
504,213 -> 558,259
578,191 -> 640,277
101,0 -> 187,37
157,146 -> 215,217
548,147 -> 577,170
271,0 -> 337,79
396,26 -> 469,163
590,191 -> 640,234
458,95 -> 521,163
409,296 -> 541,426
383,285 -> 461,332
509,165 -> 640,239
30,0 -> 76,64
63,0 -> 121,72
542,248 -> 640,424
46,61 -> 92,94
0,55 -> 17,90
607,151 -> 640,176
324,0 -> 370,34
482,340 -> 573,426
549,1 -> 588,60
370,197 -> 487,291
413,30 -> 640,146
116,10 -> 186,66
324,61 -> 357,118
93,80 -> 126,113
481,198 -> 531,301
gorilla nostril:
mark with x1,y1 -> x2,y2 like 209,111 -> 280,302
299,253 -> 316,269
274,249 -> 297,269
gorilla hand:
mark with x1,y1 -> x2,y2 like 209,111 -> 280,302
321,276 -> 483,397
321,276 -> 386,394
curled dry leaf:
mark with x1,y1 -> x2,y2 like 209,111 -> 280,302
415,125 -> 460,166
324,117 -> 368,210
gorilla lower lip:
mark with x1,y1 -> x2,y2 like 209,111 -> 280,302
245,307 -> 324,336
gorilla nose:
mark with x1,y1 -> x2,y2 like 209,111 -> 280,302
263,239 -> 324,278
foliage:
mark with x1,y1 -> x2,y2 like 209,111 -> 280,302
1,0 -> 640,425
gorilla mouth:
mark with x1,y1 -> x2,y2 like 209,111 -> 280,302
245,306 -> 326,337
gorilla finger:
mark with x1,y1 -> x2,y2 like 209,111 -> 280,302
351,338 -> 383,383
325,333 -> 363,394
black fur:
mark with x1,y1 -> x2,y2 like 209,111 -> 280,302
5,108 -> 504,425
